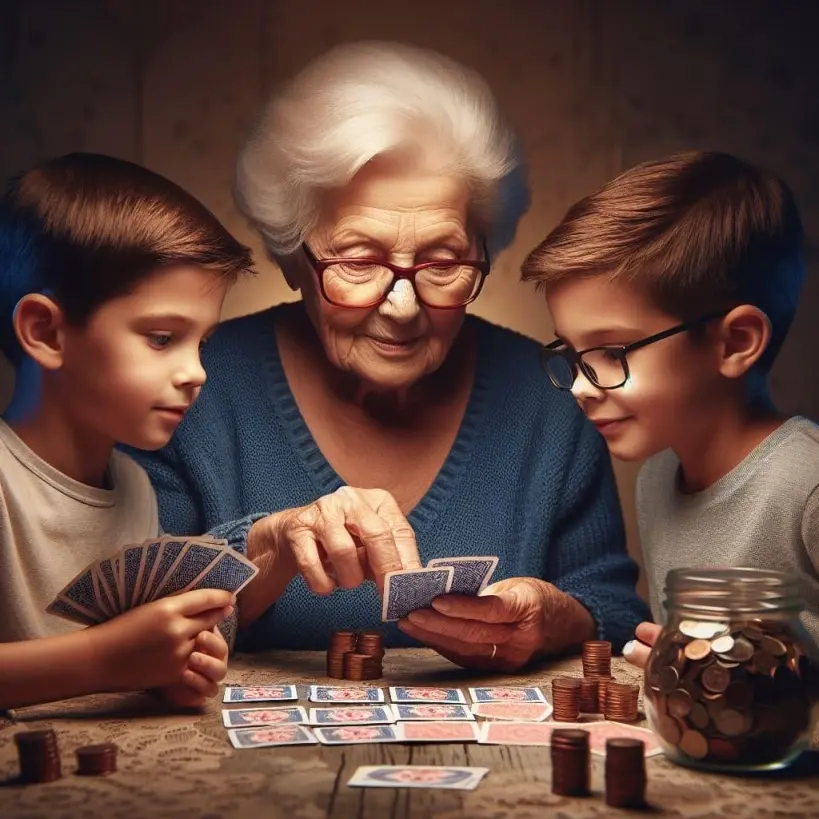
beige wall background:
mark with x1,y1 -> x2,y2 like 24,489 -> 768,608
2,0 -> 819,601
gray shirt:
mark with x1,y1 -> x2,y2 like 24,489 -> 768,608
636,416 -> 819,644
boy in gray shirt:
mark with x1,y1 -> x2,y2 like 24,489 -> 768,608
521,151 -> 817,661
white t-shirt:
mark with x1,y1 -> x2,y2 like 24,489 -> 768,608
0,419 -> 158,641
637,416 -> 819,644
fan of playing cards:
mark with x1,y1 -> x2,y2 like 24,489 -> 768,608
47,535 -> 258,626
381,556 -> 499,622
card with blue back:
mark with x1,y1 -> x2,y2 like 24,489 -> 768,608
426,556 -> 499,596
47,535 -> 258,626
381,567 -> 454,622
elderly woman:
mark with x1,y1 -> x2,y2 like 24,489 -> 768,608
131,41 -> 649,670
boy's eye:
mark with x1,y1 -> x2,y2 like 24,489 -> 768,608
147,333 -> 173,349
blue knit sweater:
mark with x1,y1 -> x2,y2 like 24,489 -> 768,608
127,304 -> 649,652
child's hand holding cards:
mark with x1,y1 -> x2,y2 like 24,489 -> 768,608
381,555 -> 498,622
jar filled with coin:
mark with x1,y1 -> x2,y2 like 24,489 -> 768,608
644,568 -> 819,773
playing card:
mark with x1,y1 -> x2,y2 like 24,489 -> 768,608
142,538 -> 187,603
470,701 -> 554,721
469,686 -> 547,703
228,725 -> 317,748
587,722 -> 664,757
91,565 -> 114,619
396,721 -> 479,742
154,541 -> 224,598
183,548 -> 257,596
96,557 -> 121,614
134,539 -> 163,605
389,686 -> 466,704
223,685 -> 299,703
478,721 -> 586,746
58,566 -> 100,618
314,725 -> 399,745
426,556 -> 499,595
45,596 -> 102,627
391,703 -> 474,721
221,706 -> 308,728
381,567 -> 454,622
348,765 -> 489,790
309,706 -> 395,725
120,544 -> 147,611
309,686 -> 385,703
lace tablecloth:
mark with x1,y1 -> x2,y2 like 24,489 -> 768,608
2,650 -> 818,818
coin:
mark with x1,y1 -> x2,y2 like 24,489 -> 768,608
710,634 -> 735,654
722,637 -> 754,663
678,729 -> 708,759
715,708 -> 746,737
657,715 -> 683,745
701,663 -> 731,694
668,689 -> 694,718
689,703 -> 710,730
684,640 -> 712,661
679,620 -> 729,640
657,666 -> 680,694
760,635 -> 787,658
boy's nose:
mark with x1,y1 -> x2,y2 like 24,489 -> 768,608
570,370 -> 605,402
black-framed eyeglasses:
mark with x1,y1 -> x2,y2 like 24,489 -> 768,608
301,240 -> 491,309
541,311 -> 730,390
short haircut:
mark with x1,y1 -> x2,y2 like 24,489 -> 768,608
0,152 -> 253,364
521,151 -> 805,372
235,40 -> 527,258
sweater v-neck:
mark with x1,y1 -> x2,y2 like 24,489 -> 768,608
261,309 -> 493,537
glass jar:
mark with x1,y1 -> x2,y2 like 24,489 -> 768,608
644,567 -> 819,773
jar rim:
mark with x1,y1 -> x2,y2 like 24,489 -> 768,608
663,567 -> 804,616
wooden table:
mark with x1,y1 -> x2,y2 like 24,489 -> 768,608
2,650 -> 818,818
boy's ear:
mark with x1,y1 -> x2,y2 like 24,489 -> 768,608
13,294 -> 68,370
273,251 -> 306,293
716,305 -> 771,379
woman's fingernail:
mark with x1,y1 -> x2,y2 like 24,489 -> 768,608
430,599 -> 451,614
622,640 -> 636,657
407,610 -> 429,626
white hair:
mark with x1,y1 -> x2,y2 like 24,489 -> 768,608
235,41 -> 528,257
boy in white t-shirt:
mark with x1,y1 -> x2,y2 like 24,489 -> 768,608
0,153 -> 252,709
521,151 -> 818,661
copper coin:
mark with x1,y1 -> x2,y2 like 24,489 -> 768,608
715,708 -> 746,737
668,688 -> 694,718
724,680 -> 754,710
657,666 -> 680,694
705,695 -> 727,718
657,715 -> 683,745
708,737 -> 740,761
689,703 -> 710,730
684,639 -> 712,661
742,625 -> 765,643
701,662 -> 731,694
760,635 -> 787,658
752,651 -> 778,676
679,729 -> 709,759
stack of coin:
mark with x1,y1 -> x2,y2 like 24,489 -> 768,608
550,729 -> 590,796
14,730 -> 61,783
356,629 -> 385,679
605,738 -> 646,808
578,677 -> 600,712
76,743 -> 117,776
327,629 -> 358,679
343,652 -> 382,681
582,640 -> 612,677
646,617 -> 819,767
595,675 -> 614,714
552,676 -> 581,721
604,681 -> 640,722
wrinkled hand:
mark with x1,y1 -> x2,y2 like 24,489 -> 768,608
158,625 -> 230,708
90,589 -> 234,693
623,622 -> 661,669
250,486 -> 422,595
397,578 -> 585,672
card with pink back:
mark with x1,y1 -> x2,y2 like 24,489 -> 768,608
471,701 -> 553,721
398,721 -> 479,742
479,721 -> 586,746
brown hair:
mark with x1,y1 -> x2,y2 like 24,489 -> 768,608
0,152 -> 253,363
521,151 -> 804,371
